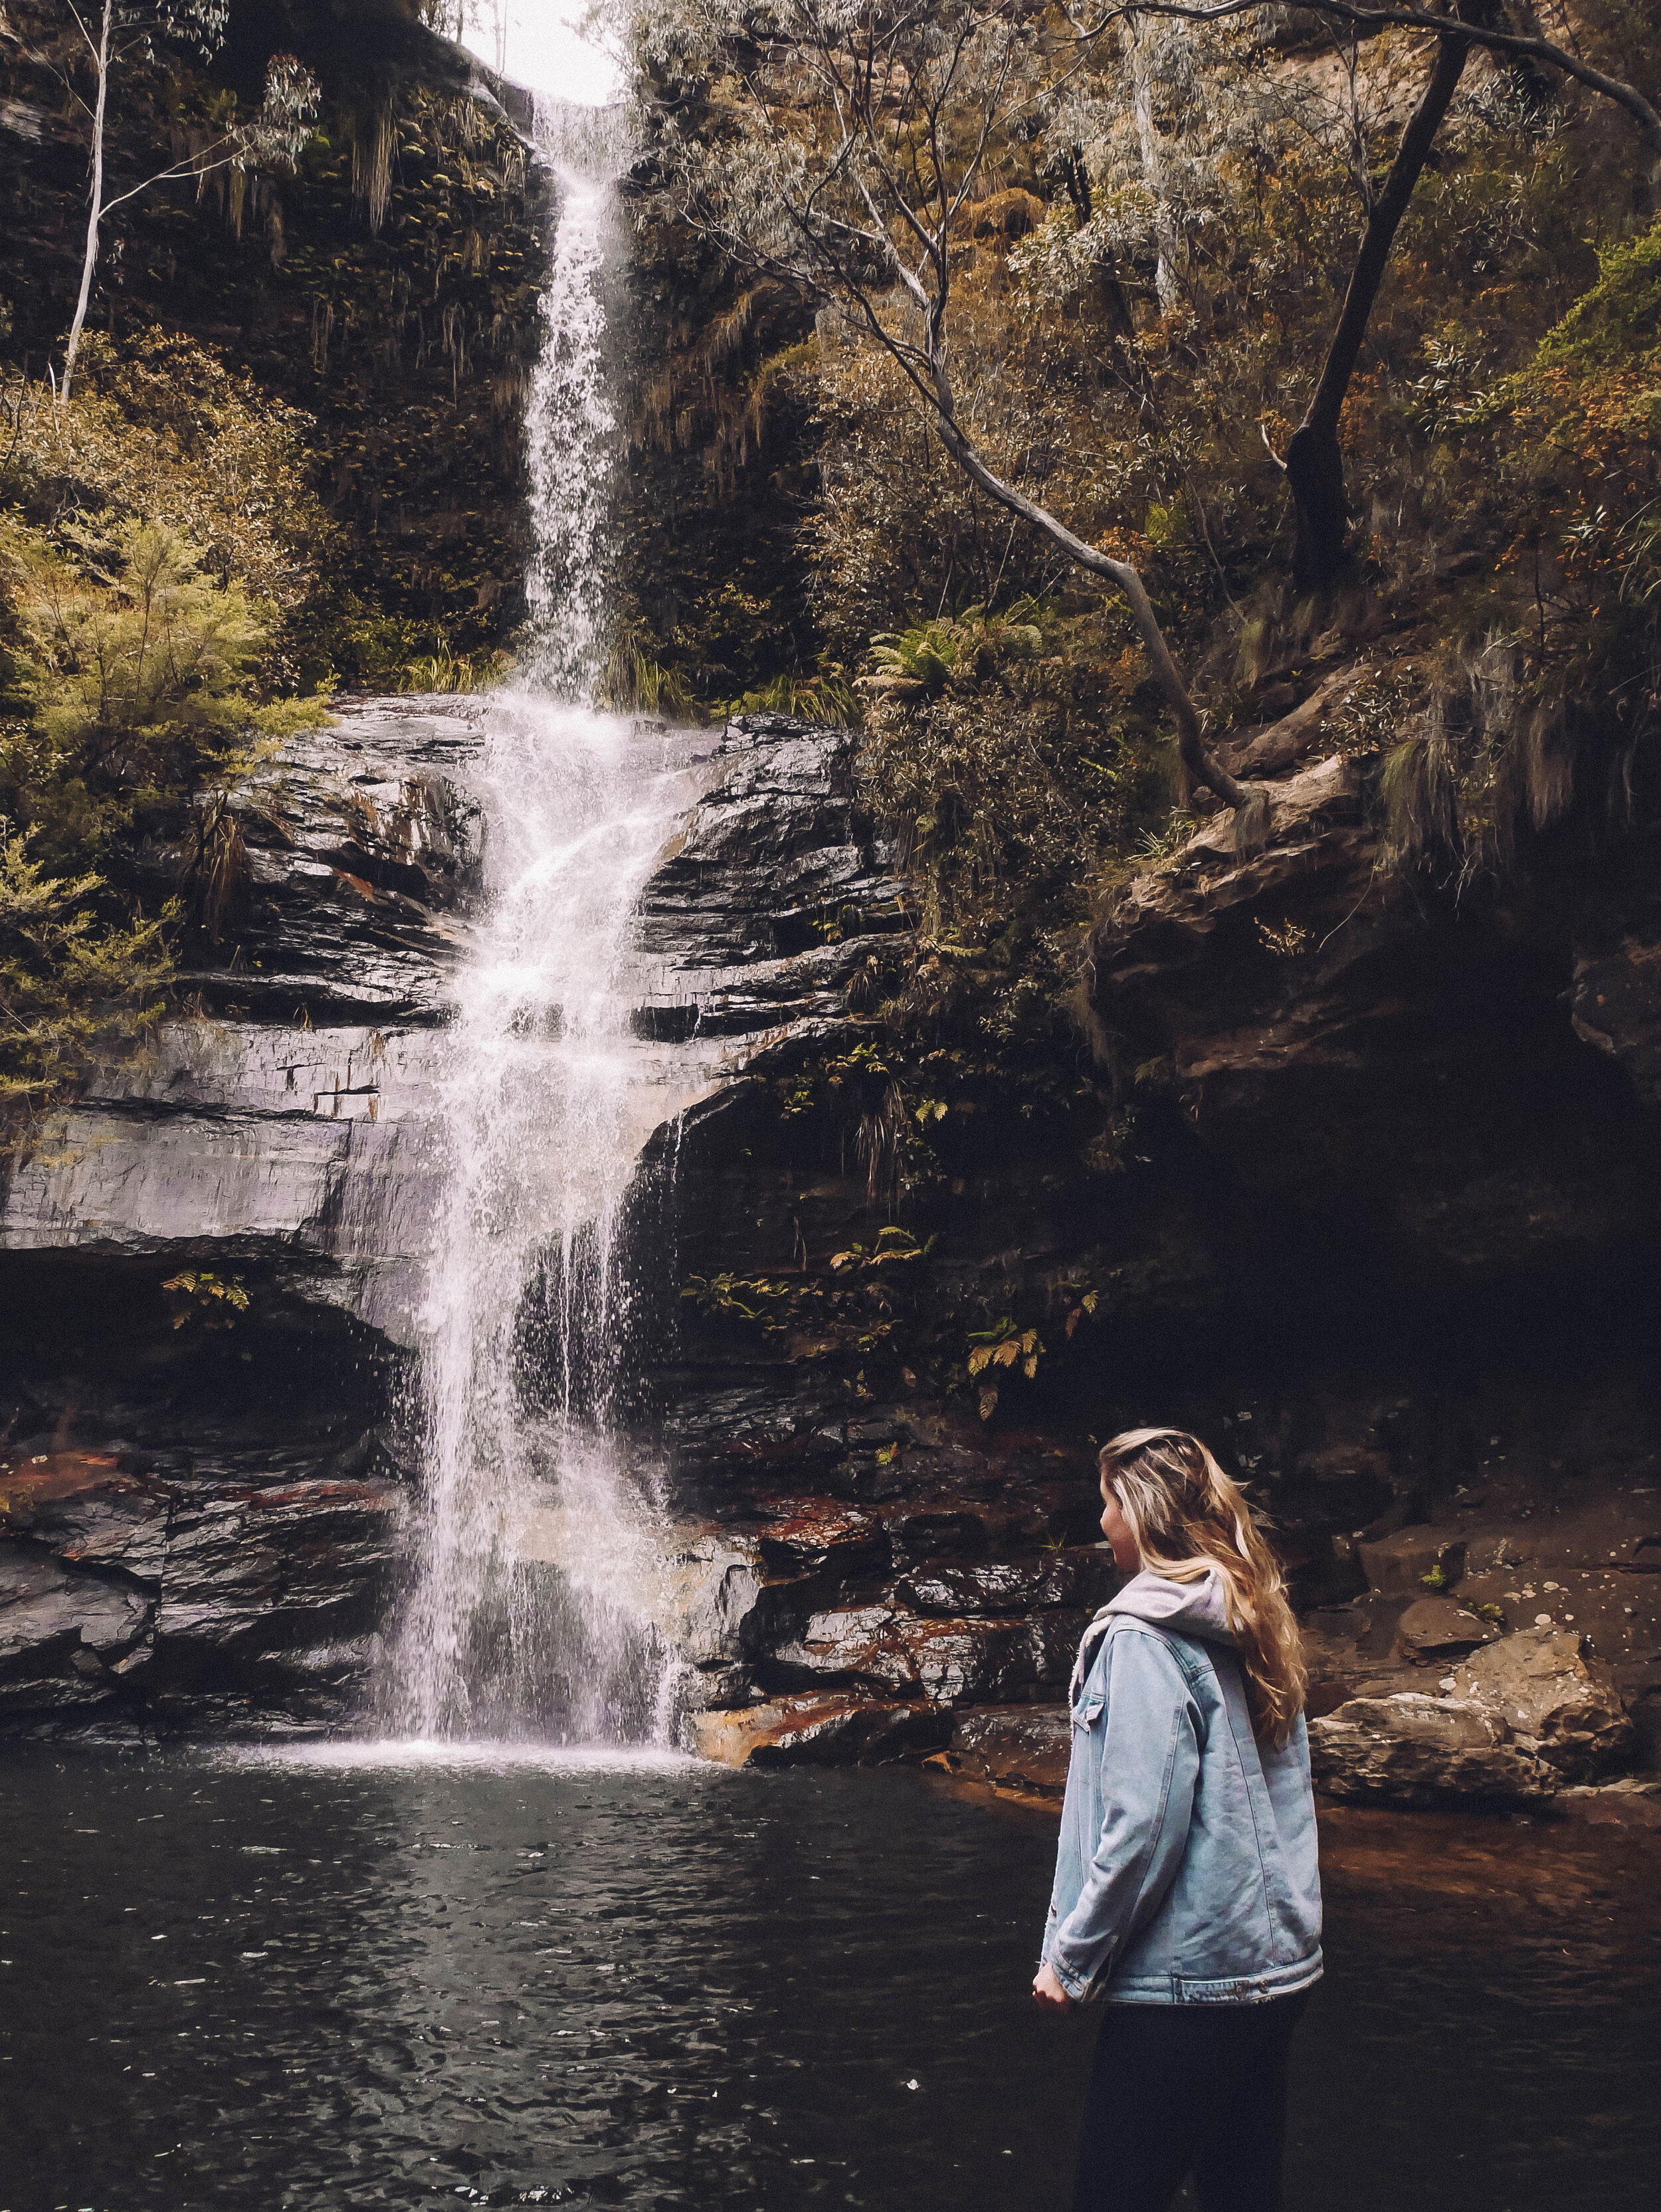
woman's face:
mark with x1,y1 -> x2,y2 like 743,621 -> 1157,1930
1099,1479 -> 1141,1571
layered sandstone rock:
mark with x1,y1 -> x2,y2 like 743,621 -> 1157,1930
689,1692 -> 951,1767
0,1445 -> 401,1729
0,712 -> 1116,1742
929,1706 -> 1073,1799
1452,1629 -> 1633,1779
3,700 -> 1658,1794
1310,1694 -> 1555,1806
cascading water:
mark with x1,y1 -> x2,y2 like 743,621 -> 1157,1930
385,105 -> 714,1745
522,134 -> 615,700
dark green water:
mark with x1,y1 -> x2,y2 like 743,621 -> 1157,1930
0,1747 -> 1654,2209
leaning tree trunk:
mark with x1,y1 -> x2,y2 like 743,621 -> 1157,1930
61,0 -> 113,406
929,393 -> 1267,835
1285,25 -> 1472,593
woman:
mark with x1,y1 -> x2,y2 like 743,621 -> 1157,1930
1032,1428 -> 1321,2212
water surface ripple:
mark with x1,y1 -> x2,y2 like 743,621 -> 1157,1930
1,1754 -> 1654,2210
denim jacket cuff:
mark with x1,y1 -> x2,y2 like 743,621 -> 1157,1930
1047,1951 -> 1097,2002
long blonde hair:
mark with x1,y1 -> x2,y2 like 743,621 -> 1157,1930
1100,1427 -> 1308,1748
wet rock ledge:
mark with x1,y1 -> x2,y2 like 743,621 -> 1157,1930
626,692 -> 1661,1816
0,697 -> 479,1733
2,699 -> 1660,1823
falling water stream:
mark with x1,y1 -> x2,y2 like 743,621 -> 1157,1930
385,108 -> 715,1746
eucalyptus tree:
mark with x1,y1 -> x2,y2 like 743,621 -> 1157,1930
57,2 -> 320,401
1084,0 -> 1661,586
642,0 -> 1267,820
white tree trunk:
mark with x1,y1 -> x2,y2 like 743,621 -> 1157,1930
1123,21 -> 1181,316
61,0 -> 113,406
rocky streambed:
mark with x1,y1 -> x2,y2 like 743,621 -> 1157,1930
2,697 -> 1659,1824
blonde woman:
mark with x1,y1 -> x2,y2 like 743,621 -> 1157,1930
1032,1428 -> 1322,2212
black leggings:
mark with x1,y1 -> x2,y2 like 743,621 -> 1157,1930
1072,1991 -> 1307,2212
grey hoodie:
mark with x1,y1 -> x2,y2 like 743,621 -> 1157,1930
1068,1565 -> 1236,1697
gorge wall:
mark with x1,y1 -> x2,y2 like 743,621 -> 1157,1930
4,0 -> 1658,1810
0,698 -> 478,1728
2,700 -> 1658,1819
1,0 -> 547,684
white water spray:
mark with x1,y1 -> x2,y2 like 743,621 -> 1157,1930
387,108 -> 712,1744
523,153 -> 615,699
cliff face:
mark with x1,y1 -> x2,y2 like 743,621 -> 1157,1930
2,704 -> 1657,1813
624,728 -> 1661,1806
0,708 -> 1115,1742
0,698 -> 481,1730
1087,749 -> 1661,1314
1074,698 -> 1661,1808
617,717 -> 1116,1759
0,0 -> 545,677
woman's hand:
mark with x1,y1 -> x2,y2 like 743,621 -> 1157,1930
1032,1961 -> 1074,2012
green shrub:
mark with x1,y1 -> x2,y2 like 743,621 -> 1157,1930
0,824 -> 172,1112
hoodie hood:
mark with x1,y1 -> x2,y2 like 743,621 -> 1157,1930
1104,1567 -> 1236,1643
1070,1566 -> 1236,1697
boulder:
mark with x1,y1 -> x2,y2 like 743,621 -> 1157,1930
1310,1693 -> 1555,1805
1213,668 -> 1365,780
1393,1596 -> 1502,1660
1302,1588 -> 1413,1668
1451,1627 -> 1633,1779
767,1603 -> 1084,1705
0,1453 -> 171,1583
897,1552 -> 1115,1617
1555,1779 -> 1661,1828
674,1540 -> 763,1669
0,1544 -> 153,1712
933,1705 -> 1072,1798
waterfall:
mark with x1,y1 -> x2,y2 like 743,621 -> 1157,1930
385,106 -> 710,1745
522,149 -> 615,700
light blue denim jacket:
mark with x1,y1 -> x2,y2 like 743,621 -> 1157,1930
1041,1568 -> 1323,2005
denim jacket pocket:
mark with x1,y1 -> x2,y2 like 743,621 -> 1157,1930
1071,1688 -> 1106,1731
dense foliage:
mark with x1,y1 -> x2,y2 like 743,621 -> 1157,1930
0,332 -> 336,1114
1,0 -> 545,687
629,0 -> 1661,998
622,1 -> 1661,1421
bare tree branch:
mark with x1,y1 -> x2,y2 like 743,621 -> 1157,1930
57,15 -> 320,404
1069,0 -> 1661,163
62,0 -> 113,403
929,386 -> 1258,809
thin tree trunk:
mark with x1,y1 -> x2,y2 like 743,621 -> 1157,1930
61,0 -> 112,406
1285,25 -> 1471,591
1124,19 -> 1182,314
